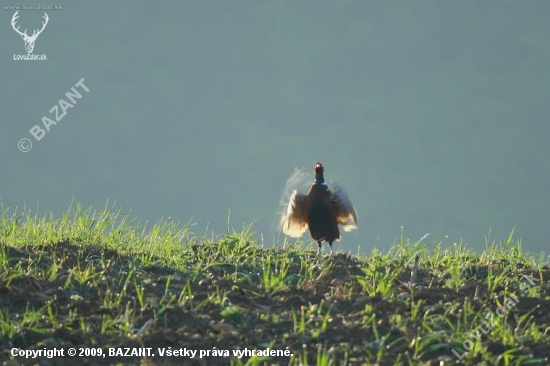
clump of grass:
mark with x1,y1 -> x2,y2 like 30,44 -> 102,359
0,200 -> 549,365
220,305 -> 246,323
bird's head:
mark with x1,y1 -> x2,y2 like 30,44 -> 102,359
314,162 -> 324,174
314,162 -> 325,184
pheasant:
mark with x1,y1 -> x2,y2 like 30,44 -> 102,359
281,162 -> 358,255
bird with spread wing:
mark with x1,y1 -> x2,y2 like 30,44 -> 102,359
280,162 -> 358,255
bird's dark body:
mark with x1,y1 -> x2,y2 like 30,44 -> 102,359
306,184 -> 340,244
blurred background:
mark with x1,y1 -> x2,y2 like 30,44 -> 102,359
1,1 -> 549,255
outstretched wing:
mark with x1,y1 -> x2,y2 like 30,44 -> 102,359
330,183 -> 358,232
280,190 -> 308,237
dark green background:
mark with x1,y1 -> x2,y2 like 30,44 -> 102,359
2,1 -> 549,254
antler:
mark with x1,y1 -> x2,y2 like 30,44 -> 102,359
31,13 -> 49,39
11,11 -> 49,40
11,11 -> 27,37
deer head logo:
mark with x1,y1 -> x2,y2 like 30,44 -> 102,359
11,11 -> 49,54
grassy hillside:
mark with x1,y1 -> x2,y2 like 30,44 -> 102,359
0,202 -> 549,365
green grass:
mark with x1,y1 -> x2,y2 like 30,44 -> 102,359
0,200 -> 549,365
